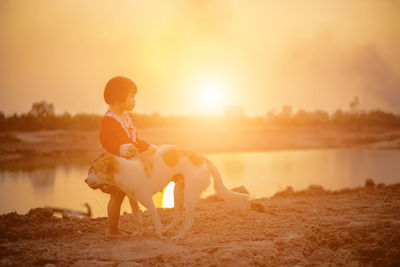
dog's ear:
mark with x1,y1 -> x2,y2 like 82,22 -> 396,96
94,154 -> 118,176
104,154 -> 118,174
93,157 -> 107,174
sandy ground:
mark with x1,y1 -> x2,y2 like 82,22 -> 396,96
1,181 -> 399,266
1,128 -> 399,266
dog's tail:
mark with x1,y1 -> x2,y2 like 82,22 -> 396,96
207,161 -> 250,203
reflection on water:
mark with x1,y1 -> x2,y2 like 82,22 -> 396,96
0,148 -> 399,218
206,149 -> 400,199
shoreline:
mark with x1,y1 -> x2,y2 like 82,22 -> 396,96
1,145 -> 399,172
1,181 -> 399,266
1,127 -> 400,164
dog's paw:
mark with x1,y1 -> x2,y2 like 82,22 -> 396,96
133,230 -> 144,237
170,234 -> 184,241
158,233 -> 168,240
155,230 -> 167,239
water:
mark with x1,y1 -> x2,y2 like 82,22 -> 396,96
1,148 -> 399,218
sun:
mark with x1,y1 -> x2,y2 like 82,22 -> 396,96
199,81 -> 225,113
203,87 -> 221,106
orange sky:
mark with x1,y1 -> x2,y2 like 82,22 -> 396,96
0,0 -> 399,116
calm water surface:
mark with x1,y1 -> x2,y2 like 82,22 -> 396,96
1,148 -> 399,218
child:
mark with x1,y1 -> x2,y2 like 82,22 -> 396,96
88,76 -> 153,237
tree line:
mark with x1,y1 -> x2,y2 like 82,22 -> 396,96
0,102 -> 399,131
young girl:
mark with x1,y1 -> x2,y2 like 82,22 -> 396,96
88,76 -> 153,238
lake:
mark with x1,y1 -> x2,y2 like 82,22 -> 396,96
1,148 -> 399,218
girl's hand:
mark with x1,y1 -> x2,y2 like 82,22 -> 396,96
120,143 -> 138,158
126,144 -> 138,157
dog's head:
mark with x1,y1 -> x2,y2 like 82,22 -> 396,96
85,152 -> 119,189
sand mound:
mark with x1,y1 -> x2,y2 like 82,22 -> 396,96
1,182 -> 400,266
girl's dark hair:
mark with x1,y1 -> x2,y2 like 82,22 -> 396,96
104,76 -> 137,105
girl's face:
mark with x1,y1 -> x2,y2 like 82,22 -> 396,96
122,90 -> 136,111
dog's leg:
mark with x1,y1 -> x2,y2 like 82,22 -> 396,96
128,196 -> 143,235
172,173 -> 210,240
173,193 -> 196,240
139,195 -> 165,239
162,179 -> 184,234
172,183 -> 202,240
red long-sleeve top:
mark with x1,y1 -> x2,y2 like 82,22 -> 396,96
99,111 -> 149,156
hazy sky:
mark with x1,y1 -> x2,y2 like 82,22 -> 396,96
0,0 -> 399,116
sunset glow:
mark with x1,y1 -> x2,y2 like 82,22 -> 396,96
1,2 -> 399,264
1,1 -> 398,116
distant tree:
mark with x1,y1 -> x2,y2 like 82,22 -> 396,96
349,97 -> 359,113
29,101 -> 55,117
281,105 -> 293,118
293,109 -> 311,125
332,109 -> 344,124
0,111 -> 5,130
312,110 -> 329,124
273,105 -> 293,125
265,109 -> 276,121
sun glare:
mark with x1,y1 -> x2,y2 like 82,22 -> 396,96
203,87 -> 220,106
162,182 -> 175,208
198,80 -> 225,114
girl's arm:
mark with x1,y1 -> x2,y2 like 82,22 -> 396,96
135,138 -> 150,153
99,117 -> 130,156
127,112 -> 151,152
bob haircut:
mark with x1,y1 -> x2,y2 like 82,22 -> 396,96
104,76 -> 137,105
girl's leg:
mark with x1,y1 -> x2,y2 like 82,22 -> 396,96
107,190 -> 125,235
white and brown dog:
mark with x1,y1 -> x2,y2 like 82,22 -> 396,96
85,144 -> 249,239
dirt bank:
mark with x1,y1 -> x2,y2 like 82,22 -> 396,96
1,181 -> 399,266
